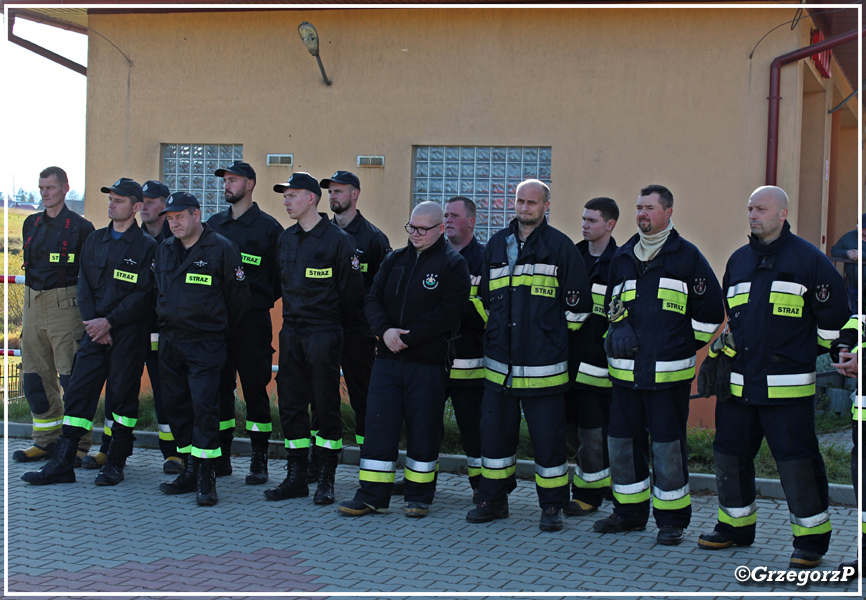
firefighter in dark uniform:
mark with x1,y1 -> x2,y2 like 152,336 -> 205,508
22,178 -> 156,486
304,170 -> 390,482
337,201 -> 470,518
137,180 -> 182,474
564,197 -> 619,517
697,185 -> 849,568
16,166 -> 95,464
443,196 -> 486,497
466,179 -> 591,533
82,179 -> 179,474
155,192 -> 250,506
207,161 -> 282,485
265,173 -> 363,505
829,314 -> 863,576
593,184 -> 724,546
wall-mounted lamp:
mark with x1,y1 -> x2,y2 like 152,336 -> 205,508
298,21 -> 332,86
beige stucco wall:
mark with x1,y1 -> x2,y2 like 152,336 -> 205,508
83,7 -> 860,276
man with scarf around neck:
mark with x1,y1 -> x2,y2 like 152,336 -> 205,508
593,184 -> 724,546
698,186 -> 849,569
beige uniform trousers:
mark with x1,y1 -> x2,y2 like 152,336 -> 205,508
20,285 -> 93,451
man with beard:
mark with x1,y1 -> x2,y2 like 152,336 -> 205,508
22,178 -> 155,486
207,161 -> 283,485
306,170 -> 390,483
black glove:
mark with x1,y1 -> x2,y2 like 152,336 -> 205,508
604,321 -> 639,359
697,353 -> 718,398
830,328 -> 857,363
714,352 -> 733,402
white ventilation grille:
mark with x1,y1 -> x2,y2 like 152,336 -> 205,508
357,155 -> 385,168
267,154 -> 293,166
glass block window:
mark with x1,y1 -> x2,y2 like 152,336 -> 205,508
160,143 -> 244,221
412,146 -> 552,243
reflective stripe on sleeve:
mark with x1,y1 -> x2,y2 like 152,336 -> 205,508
726,282 -> 751,308
576,362 -> 612,389
607,357 -> 635,382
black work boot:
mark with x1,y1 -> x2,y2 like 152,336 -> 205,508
21,436 -> 78,485
306,446 -> 320,484
314,461 -> 337,505
214,442 -> 232,477
197,458 -> 219,506
159,455 -> 198,495
95,427 -> 135,486
264,454 -> 309,501
246,443 -> 269,485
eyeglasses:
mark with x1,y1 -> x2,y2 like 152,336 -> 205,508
404,222 -> 441,235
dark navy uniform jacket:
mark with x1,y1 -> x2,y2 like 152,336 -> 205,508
23,204 -> 94,291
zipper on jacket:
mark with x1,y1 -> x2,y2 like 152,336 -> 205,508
398,252 -> 421,327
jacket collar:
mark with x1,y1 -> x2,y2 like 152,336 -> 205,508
748,220 -> 792,256
334,210 -> 368,234
577,236 -> 617,264
508,217 -> 552,261
104,220 -> 141,244
288,213 -> 330,238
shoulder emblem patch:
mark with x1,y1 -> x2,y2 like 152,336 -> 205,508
423,273 -> 439,290
236,266 -> 246,281
693,277 -> 707,296
565,291 -> 580,307
815,284 -> 830,303
351,255 -> 361,270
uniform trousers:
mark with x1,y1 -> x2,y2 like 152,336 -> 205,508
60,323 -> 147,441
339,328 -> 376,443
448,385 -> 483,486
218,308 -> 275,450
564,386 -> 612,507
158,334 -> 226,458
354,359 -> 448,508
712,400 -> 831,554
477,389 -> 569,509
277,327 -> 343,457
21,285 -> 92,451
608,384 -> 691,529
145,334 -> 175,459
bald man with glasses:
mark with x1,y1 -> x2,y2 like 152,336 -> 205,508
338,201 -> 470,519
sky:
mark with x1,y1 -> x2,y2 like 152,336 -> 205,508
1,14 -> 88,199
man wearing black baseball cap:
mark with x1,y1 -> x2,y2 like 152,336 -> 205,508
154,191 -> 251,506
266,173 -> 363,505
24,178 -> 156,488
134,179 -> 182,475
305,171 -> 390,484
207,161 -> 282,485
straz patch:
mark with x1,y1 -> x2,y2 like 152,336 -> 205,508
185,273 -> 212,285
241,253 -> 261,266
532,285 -> 556,298
815,284 -> 830,303
113,269 -> 138,284
565,291 -> 579,307
423,274 -> 439,290
235,266 -> 246,281
306,268 -> 333,279
351,255 -> 361,271
693,278 -> 707,295
593,304 -> 607,316
359,263 -> 369,273
49,253 -> 74,263
774,304 -> 802,317
662,300 -> 686,314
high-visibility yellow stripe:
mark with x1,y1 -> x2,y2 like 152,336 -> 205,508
62,416 -> 92,430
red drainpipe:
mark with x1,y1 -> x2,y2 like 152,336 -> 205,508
766,27 -> 862,186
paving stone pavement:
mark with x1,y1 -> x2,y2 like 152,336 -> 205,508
4,447 -> 861,599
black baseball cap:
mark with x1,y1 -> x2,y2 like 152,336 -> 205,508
101,178 -> 143,202
320,170 -> 360,190
159,191 -> 201,215
142,180 -> 170,199
215,161 -> 256,181
274,172 -> 321,196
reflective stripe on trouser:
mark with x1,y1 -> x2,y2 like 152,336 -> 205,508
354,359 -> 448,508
61,323 -> 147,448
449,386 -> 483,478
608,384 -> 691,528
712,400 -> 831,553
564,386 -> 611,507
21,285 -> 91,449
146,347 -> 176,460
219,308 -> 275,443
159,334 -> 226,458
477,388 -> 568,509
277,328 -> 344,457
